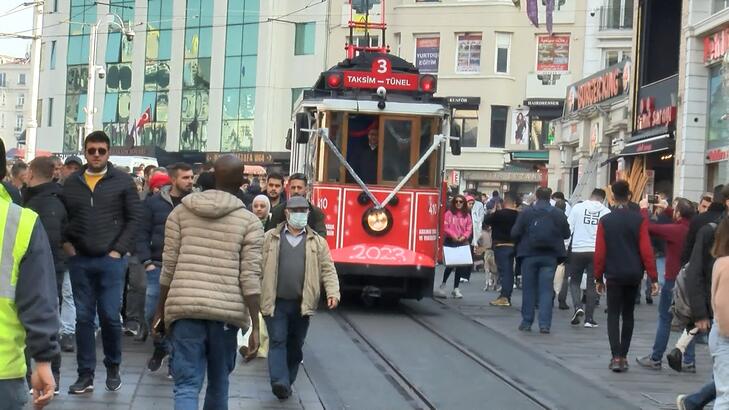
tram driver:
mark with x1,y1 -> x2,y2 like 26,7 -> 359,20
351,128 -> 379,185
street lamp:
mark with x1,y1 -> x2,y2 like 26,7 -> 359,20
82,14 -> 135,145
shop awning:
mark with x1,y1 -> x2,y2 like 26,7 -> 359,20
601,133 -> 674,166
510,150 -> 549,162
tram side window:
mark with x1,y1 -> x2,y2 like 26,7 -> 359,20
418,118 -> 434,186
326,112 -> 344,182
382,119 -> 412,182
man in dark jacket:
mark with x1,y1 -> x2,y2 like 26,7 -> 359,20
24,156 -> 68,392
484,191 -> 520,307
511,187 -> 570,333
681,185 -> 727,266
137,162 -> 193,373
266,173 -> 327,237
61,131 -> 143,395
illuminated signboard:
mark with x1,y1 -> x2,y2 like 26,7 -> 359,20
342,57 -> 421,91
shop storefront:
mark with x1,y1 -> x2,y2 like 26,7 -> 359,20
703,27 -> 729,189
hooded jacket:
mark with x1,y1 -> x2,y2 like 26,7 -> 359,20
137,186 -> 184,265
23,182 -> 68,273
260,223 -> 340,317
443,209 -> 473,243
160,190 -> 263,329
567,199 -> 611,253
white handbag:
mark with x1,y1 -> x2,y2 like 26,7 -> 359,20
443,245 -> 473,266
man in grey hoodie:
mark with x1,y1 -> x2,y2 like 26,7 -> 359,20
564,189 -> 611,327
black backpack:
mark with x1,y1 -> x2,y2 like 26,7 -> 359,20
527,208 -> 560,250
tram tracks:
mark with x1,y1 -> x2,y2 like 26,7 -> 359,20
332,306 -> 553,410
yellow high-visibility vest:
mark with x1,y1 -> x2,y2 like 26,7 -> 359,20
0,197 -> 39,380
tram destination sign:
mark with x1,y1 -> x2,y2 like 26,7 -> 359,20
342,57 -> 421,91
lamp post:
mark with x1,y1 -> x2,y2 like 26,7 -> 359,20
25,0 -> 43,162
82,14 -> 135,144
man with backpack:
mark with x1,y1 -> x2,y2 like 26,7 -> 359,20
511,187 -> 570,334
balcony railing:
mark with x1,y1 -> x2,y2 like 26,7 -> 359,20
600,6 -> 633,30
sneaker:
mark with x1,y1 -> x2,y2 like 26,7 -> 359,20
489,297 -> 511,307
571,308 -> 585,325
60,333 -> 75,353
147,347 -> 167,372
434,283 -> 447,299
134,322 -> 149,343
105,365 -> 122,392
460,278 -> 469,283
682,362 -> 696,374
68,374 -> 94,394
53,372 -> 60,395
584,320 -> 599,328
451,288 -> 463,299
636,355 -> 662,370
620,357 -> 629,372
124,321 -> 140,337
558,302 -> 570,310
518,322 -> 531,332
272,383 -> 291,400
539,327 -> 550,334
676,395 -> 688,410
609,357 -> 621,372
646,297 -> 653,305
666,347 -> 684,372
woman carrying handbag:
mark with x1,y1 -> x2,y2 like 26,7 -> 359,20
435,195 -> 473,299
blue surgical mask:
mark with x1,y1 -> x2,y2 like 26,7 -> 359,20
287,212 -> 309,229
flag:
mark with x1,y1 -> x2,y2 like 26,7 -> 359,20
136,106 -> 151,130
546,0 -> 555,34
527,0 -> 538,27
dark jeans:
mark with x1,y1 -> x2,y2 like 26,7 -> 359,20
264,299 -> 311,389
0,378 -> 27,410
684,379 -> 716,409
124,256 -> 146,325
606,281 -> 639,358
567,252 -> 597,321
520,256 -> 558,329
650,279 -> 696,364
494,246 -> 515,299
170,319 -> 238,410
442,266 -> 469,288
145,266 -> 167,351
69,254 -> 128,376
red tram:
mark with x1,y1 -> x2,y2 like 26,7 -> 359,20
288,2 -> 460,301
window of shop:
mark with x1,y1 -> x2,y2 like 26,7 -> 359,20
707,65 -> 729,149
295,22 -> 316,55
455,33 -> 482,74
453,108 -> 478,147
713,0 -> 729,14
490,106 -> 508,148
495,32 -> 511,74
603,49 -> 630,68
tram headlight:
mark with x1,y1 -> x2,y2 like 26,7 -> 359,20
362,207 -> 393,236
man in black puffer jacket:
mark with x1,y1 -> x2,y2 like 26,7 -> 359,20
23,156 -> 68,393
61,131 -> 142,395
136,162 -> 193,374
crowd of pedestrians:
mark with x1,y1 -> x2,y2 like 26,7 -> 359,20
0,131 -> 340,410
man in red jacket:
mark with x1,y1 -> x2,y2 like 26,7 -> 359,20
594,180 -> 659,373
636,198 -> 697,371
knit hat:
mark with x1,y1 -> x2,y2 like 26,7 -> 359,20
149,173 -> 171,191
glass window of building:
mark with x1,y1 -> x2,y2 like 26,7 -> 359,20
0,73 -> 5,87
18,73 -> 26,85
713,0 -> 729,13
295,22 -> 316,55
603,49 -> 630,68
495,32 -> 511,74
17,94 -> 24,107
48,97 -> 53,127
707,65 -> 729,149
36,99 -> 42,127
602,0 -> 633,30
291,87 -> 307,113
64,1 -> 96,152
453,108 -> 478,147
50,40 -> 56,70
221,0 -> 259,152
15,114 -> 23,131
455,33 -> 482,74
490,106 -> 508,148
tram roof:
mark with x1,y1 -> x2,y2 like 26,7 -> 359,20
296,98 -> 446,117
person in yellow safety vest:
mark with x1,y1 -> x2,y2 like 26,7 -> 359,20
0,137 -> 60,410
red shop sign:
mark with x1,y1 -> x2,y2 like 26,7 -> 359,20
704,27 -> 729,64
636,97 -> 677,131
342,57 -> 420,91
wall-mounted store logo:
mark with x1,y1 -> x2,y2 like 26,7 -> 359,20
636,97 -> 676,131
707,147 -> 729,163
704,27 -> 729,64
564,59 -> 631,115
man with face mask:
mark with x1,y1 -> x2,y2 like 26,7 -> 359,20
266,173 -> 326,237
261,196 -> 340,400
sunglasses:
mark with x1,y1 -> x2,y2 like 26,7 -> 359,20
86,148 -> 108,156
455,200 -> 464,204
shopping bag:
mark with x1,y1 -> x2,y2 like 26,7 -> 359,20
553,263 -> 565,293
443,245 -> 473,266
580,273 -> 587,290
238,313 -> 269,358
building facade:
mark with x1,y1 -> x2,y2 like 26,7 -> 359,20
35,0 -> 329,156
325,0 -> 586,196
0,56 -> 31,150
677,0 -> 729,200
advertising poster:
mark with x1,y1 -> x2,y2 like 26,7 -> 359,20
536,35 -> 570,74
415,37 -> 440,73
511,108 -> 530,146
456,34 -> 482,73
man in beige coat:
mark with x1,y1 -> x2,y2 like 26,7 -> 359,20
261,196 -> 340,400
152,155 -> 262,410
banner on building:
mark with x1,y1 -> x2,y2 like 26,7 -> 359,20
511,108 -> 530,147
536,35 -> 570,74
415,37 -> 440,74
456,34 -> 482,73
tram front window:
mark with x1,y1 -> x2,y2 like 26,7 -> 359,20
382,119 -> 412,182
